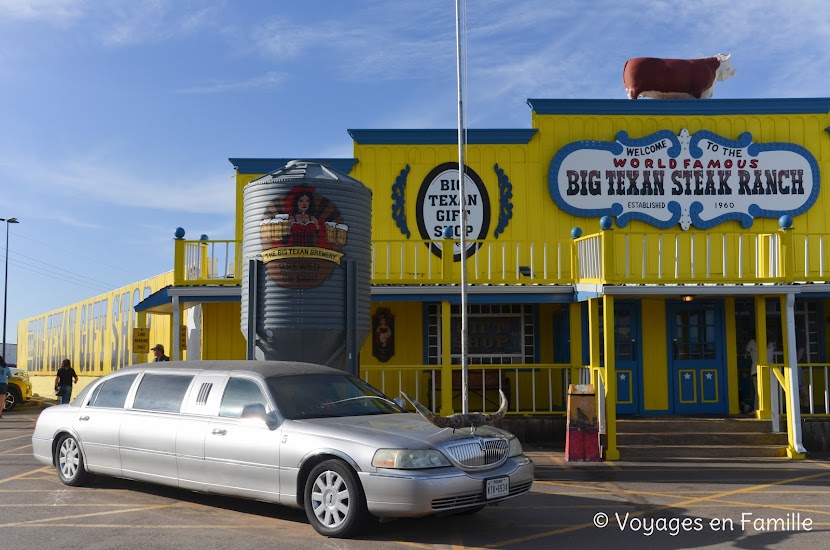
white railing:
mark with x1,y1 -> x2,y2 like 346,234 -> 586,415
576,235 -> 602,280
370,239 -> 573,285
772,363 -> 830,416
360,363 -> 576,415
179,240 -> 238,284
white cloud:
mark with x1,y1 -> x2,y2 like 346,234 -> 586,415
2,152 -> 235,215
0,0 -> 84,22
176,71 -> 285,94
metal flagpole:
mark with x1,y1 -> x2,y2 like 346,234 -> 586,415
455,0 -> 470,414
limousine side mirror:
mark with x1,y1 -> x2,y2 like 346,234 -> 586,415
393,397 -> 406,410
241,403 -> 271,424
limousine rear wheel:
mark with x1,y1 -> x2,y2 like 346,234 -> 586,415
55,434 -> 90,486
304,459 -> 368,538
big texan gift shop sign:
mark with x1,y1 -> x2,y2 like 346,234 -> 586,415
548,129 -> 819,230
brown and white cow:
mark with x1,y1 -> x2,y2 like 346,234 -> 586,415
623,54 -> 736,99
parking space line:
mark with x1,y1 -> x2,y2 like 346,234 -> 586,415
0,444 -> 34,455
0,466 -> 51,485
491,468 -> 830,547
0,434 -> 33,444
705,498 -> 830,516
2,503 -> 183,527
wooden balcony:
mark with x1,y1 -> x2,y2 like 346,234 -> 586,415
573,229 -> 803,285
173,230 -> 830,288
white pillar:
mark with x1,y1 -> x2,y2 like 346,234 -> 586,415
784,293 -> 806,453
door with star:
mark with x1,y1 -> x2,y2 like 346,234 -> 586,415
612,302 -> 642,415
668,300 -> 727,414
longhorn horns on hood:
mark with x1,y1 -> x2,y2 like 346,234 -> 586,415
401,390 -> 508,429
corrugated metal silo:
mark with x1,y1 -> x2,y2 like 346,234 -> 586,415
240,161 -> 372,372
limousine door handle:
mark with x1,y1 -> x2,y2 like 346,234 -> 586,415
211,428 -> 227,436
78,415 -> 90,421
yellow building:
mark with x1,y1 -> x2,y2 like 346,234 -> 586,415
18,98 -> 830,459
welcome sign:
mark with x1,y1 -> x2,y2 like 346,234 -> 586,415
548,129 -> 820,230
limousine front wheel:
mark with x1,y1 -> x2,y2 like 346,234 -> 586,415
55,434 -> 90,486
304,459 -> 368,538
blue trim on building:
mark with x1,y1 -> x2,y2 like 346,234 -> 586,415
135,286 -> 172,312
391,165 -> 411,238
347,129 -> 538,145
493,163 -> 514,238
528,98 -> 830,115
229,158 -> 358,175
135,287 -> 240,314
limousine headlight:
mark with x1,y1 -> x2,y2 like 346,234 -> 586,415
508,436 -> 523,458
372,449 -> 451,469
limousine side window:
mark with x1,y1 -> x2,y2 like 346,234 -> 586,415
88,373 -> 138,409
219,377 -> 269,418
132,374 -> 194,413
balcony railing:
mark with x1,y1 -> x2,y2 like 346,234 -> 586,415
371,238 -> 574,285
173,239 -> 240,286
573,230 -> 794,285
172,230 -> 825,288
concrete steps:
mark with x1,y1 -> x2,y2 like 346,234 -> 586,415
606,417 -> 790,460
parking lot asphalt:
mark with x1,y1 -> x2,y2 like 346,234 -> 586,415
2,399 -> 829,549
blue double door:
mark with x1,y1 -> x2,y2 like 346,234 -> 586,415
587,299 -> 728,415
667,300 -> 728,415
607,300 -> 727,415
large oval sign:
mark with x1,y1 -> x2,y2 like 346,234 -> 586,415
548,129 -> 819,230
416,162 -> 491,259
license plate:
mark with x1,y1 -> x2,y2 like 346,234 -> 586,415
485,476 -> 509,499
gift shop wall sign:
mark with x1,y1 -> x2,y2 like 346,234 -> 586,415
259,185 -> 348,289
548,129 -> 819,230
415,163 -> 491,259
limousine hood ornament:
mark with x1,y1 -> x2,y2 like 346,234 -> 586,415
401,390 -> 507,430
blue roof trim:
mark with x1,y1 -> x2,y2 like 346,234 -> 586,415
229,158 -> 358,175
371,290 -> 574,304
135,286 -> 171,312
347,129 -> 538,145
527,98 -> 830,115
135,286 -> 240,313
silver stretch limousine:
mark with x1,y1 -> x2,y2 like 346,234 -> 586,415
32,361 -> 534,538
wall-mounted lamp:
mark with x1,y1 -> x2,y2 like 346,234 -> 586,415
519,266 -> 532,278
682,295 -> 695,302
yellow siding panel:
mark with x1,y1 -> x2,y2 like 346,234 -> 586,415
17,272 -> 175,376
641,298 -> 669,411
201,302 -> 247,360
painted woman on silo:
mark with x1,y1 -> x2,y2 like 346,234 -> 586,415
286,186 -> 321,247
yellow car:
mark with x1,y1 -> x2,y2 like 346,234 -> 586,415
4,366 -> 33,411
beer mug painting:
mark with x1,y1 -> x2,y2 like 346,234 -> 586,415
326,221 -> 349,246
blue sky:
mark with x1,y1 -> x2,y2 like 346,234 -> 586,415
1,0 -> 828,345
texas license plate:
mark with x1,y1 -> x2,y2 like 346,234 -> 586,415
485,476 -> 509,499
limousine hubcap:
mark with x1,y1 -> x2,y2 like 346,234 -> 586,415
312,471 -> 349,527
59,438 -> 80,478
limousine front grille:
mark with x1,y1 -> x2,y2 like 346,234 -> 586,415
431,479 -> 533,510
442,437 -> 509,470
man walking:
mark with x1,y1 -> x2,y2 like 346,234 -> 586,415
151,344 -> 170,362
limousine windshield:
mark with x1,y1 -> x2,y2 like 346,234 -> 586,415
267,373 -> 404,420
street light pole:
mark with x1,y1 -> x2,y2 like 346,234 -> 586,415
1,217 -> 19,359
